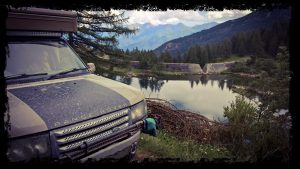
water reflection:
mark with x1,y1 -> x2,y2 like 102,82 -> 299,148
130,75 -> 228,92
189,80 -> 200,88
118,76 -> 132,85
218,80 -> 225,91
200,75 -> 208,86
101,74 -> 240,121
138,77 -> 165,92
188,78 -> 225,90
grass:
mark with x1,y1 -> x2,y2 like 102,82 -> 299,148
212,55 -> 251,63
137,130 -> 232,162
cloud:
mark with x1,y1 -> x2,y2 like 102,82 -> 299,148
207,9 -> 252,22
111,9 -> 252,27
165,17 -> 180,24
207,9 -> 251,19
121,10 -> 207,26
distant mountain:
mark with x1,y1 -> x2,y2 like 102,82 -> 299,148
117,22 -> 218,51
154,7 -> 291,56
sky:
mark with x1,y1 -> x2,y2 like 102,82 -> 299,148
112,9 -> 252,27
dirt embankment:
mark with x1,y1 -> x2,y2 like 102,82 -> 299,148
202,62 -> 236,74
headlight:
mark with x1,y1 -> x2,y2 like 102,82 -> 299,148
7,133 -> 51,162
130,100 -> 147,122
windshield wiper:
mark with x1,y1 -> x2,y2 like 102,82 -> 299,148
5,73 -> 48,80
47,68 -> 88,80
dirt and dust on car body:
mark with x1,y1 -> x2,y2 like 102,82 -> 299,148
5,7 -> 156,162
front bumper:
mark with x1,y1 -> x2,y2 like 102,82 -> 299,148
79,131 -> 140,162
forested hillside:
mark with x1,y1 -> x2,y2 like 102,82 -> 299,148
118,20 -> 289,68
184,21 -> 289,67
154,7 -> 291,66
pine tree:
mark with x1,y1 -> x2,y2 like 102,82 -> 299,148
231,32 -> 247,55
160,52 -> 173,62
199,45 -> 209,67
186,46 -> 198,63
68,9 -> 136,58
246,31 -> 265,55
223,38 -> 232,57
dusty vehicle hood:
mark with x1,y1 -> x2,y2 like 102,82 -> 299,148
7,74 -> 144,137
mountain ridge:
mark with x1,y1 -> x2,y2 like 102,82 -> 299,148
154,7 -> 291,57
117,22 -> 218,51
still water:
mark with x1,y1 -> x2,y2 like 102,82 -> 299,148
104,74 -> 240,121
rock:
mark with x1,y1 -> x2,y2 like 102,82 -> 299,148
161,63 -> 203,74
203,61 -> 235,74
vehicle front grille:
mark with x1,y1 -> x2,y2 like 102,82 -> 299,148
52,108 -> 133,159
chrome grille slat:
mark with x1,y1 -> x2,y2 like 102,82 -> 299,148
54,108 -> 129,136
59,123 -> 129,152
53,108 -> 132,156
57,116 -> 129,144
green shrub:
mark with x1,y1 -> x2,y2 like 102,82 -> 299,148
224,96 -> 291,163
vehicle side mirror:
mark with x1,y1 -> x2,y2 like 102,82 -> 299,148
87,63 -> 96,73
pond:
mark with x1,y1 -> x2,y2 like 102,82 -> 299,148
102,74 -> 241,121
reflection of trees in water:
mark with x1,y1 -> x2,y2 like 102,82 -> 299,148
96,68 -> 118,81
118,76 -> 132,85
190,80 -> 194,88
139,77 -> 165,92
188,75 -> 227,91
210,80 -> 214,87
200,75 -> 208,86
104,73 -> 117,80
189,80 -> 200,89
102,71 -> 229,92
139,78 -> 149,90
218,79 -> 225,91
225,78 -> 232,90
99,71 -> 132,85
190,79 -> 225,90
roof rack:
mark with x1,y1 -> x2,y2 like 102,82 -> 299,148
6,7 -> 77,33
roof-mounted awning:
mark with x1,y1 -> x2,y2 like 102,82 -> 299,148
6,7 -> 77,33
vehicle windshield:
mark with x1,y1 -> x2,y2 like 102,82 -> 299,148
5,40 -> 87,80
